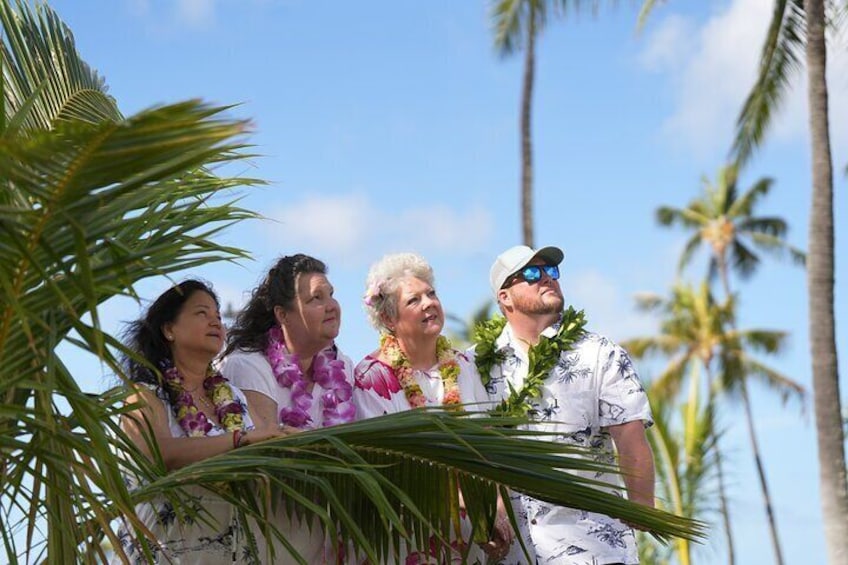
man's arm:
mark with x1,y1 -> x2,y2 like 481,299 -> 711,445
608,419 -> 655,508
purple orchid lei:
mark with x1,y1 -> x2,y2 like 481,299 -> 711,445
160,359 -> 246,437
265,326 -> 356,428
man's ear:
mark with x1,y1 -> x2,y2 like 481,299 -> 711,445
497,288 -> 512,310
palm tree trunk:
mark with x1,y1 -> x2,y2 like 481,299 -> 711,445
719,261 -> 785,564
803,1 -> 848,562
520,5 -> 535,248
705,363 -> 736,565
739,381 -> 784,565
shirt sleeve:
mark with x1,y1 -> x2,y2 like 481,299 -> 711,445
353,357 -> 404,418
221,352 -> 277,403
596,339 -> 653,428
456,353 -> 495,413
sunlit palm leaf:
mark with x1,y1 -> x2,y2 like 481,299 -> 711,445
130,409 -> 706,563
0,0 -> 121,133
0,94 -> 261,563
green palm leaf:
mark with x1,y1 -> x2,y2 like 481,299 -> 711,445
129,409 -> 706,563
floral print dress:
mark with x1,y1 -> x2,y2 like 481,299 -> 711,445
113,383 -> 257,565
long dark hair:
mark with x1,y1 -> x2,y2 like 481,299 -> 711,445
123,279 -> 220,386
225,254 -> 327,354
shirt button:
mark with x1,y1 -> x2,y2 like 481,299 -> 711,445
531,519 -> 537,525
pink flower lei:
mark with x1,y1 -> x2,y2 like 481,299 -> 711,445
379,334 -> 462,408
160,360 -> 246,437
265,326 -> 356,428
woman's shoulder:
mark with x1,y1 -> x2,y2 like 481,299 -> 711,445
354,351 -> 386,374
353,353 -> 401,400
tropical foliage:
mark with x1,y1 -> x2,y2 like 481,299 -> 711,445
656,164 -> 804,292
638,388 -> 721,565
641,0 -> 848,560
623,282 -> 803,564
0,1 -> 704,562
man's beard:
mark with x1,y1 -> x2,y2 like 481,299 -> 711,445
512,289 -> 564,316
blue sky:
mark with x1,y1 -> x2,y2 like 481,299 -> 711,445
46,0 -> 846,563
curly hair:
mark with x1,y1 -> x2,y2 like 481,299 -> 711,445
225,254 -> 327,354
363,252 -> 434,332
122,279 -> 219,386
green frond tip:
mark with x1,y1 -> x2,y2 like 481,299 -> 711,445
132,408 -> 706,563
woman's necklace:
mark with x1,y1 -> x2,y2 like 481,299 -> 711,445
379,334 -> 462,408
160,360 -> 246,436
265,327 -> 356,428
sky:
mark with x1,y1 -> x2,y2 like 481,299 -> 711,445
41,0 -> 847,563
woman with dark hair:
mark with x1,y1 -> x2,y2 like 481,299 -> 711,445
115,279 -> 284,564
221,254 -> 356,562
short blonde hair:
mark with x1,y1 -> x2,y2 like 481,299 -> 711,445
363,252 -> 435,331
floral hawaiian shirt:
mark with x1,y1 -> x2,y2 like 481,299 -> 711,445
481,322 -> 653,565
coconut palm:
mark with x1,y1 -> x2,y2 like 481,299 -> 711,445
491,0 -> 585,247
656,163 -> 805,297
737,2 -> 848,560
656,163 -> 806,564
639,381 -> 722,565
641,0 -> 848,560
0,1 -> 705,562
623,282 -> 804,565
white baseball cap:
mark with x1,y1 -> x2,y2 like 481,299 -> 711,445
489,245 -> 564,295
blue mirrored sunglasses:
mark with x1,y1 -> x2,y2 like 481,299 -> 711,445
504,264 -> 560,287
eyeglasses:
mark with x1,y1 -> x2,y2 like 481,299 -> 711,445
503,264 -> 560,288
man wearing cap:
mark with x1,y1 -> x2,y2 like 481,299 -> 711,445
473,244 -> 654,565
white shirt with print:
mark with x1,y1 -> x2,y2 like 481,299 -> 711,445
479,321 -> 652,565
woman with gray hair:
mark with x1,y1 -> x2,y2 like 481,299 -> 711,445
354,252 -> 512,563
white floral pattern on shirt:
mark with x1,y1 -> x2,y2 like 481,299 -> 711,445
477,324 -> 652,565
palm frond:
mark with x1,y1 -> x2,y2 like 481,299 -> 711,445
130,409 -> 706,563
727,176 -> 773,219
0,0 -> 121,133
747,231 -> 807,266
729,240 -> 761,279
0,97 -> 261,561
731,0 -> 805,165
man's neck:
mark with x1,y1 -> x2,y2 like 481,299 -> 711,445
506,311 -> 560,352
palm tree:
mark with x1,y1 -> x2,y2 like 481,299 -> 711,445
656,163 -> 804,298
639,382 -> 722,565
490,0 -> 573,247
656,163 -> 806,564
0,1 -> 705,561
793,3 -> 848,561
642,0 -> 848,560
623,282 -> 804,565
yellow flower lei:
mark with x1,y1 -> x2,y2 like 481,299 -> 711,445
379,334 -> 462,408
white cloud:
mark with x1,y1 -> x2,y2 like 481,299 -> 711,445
641,0 -> 848,157
175,0 -> 216,28
266,194 -> 495,267
270,194 -> 371,256
637,14 -> 697,72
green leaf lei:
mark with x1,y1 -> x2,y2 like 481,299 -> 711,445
472,306 -> 588,417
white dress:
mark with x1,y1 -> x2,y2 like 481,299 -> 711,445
221,347 -> 356,564
113,383 -> 258,565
